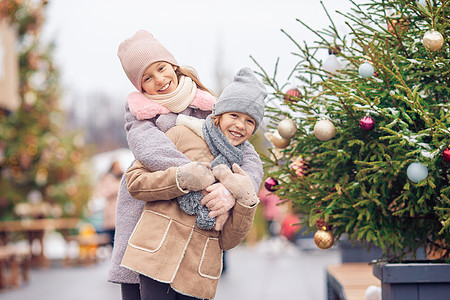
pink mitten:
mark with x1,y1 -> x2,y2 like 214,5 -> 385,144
212,164 -> 259,206
200,183 -> 236,218
176,162 -> 215,192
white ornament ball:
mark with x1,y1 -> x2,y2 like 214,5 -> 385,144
365,285 -> 382,300
277,119 -> 298,139
27,190 -> 43,203
422,30 -> 444,52
407,162 -> 428,183
323,55 -> 343,75
417,0 -> 428,7
314,120 -> 335,141
359,62 -> 375,78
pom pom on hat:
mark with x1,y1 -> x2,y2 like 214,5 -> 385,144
118,30 -> 178,92
213,67 -> 267,133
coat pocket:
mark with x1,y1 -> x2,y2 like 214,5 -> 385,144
128,210 -> 171,252
198,237 -> 222,279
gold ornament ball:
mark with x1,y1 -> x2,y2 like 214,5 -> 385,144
277,119 -> 298,139
269,132 -> 290,149
422,30 -> 444,52
314,229 -> 334,249
314,120 -> 335,141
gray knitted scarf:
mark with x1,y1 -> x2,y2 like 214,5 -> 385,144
203,115 -> 245,168
177,115 -> 246,230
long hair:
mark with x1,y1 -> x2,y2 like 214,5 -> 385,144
176,66 -> 215,96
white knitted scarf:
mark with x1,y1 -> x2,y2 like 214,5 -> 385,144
144,76 -> 197,113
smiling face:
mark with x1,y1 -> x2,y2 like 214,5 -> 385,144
218,112 -> 256,146
141,62 -> 178,95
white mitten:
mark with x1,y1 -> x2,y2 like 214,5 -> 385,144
212,164 -> 259,206
176,162 -> 215,192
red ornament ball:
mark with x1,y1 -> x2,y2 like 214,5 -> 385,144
264,177 -> 278,192
360,116 -> 375,131
443,147 -> 450,163
284,88 -> 302,103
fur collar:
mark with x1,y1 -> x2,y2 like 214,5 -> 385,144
176,115 -> 206,139
127,89 -> 216,120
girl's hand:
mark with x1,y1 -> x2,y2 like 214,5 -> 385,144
200,183 -> 236,218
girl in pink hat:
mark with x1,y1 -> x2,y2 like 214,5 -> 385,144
108,30 -> 263,300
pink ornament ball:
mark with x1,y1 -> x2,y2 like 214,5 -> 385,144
289,156 -> 310,178
264,177 -> 279,192
284,88 -> 302,103
360,116 -> 375,131
443,147 -> 450,163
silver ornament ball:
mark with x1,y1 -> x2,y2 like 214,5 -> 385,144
422,30 -> 444,52
277,119 -> 298,139
407,162 -> 428,183
269,132 -> 291,149
359,62 -> 375,78
314,120 -> 335,141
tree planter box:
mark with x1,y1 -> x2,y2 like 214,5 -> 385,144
339,237 -> 425,264
373,262 -> 450,300
339,239 -> 383,263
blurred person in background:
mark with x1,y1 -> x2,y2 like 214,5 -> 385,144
97,160 -> 123,248
258,185 -> 282,239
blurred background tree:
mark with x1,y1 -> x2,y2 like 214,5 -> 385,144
0,0 -> 93,220
255,0 -> 449,261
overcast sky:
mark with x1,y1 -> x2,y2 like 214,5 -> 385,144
42,0 -> 356,101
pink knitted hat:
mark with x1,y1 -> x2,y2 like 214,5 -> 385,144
118,30 -> 179,91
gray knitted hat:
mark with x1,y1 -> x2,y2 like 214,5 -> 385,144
213,67 -> 266,133
118,30 -> 179,92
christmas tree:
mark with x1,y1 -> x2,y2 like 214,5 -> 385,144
0,0 -> 93,220
254,0 -> 449,261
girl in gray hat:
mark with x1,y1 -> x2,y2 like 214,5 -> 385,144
122,67 -> 266,300
108,30 -> 264,300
